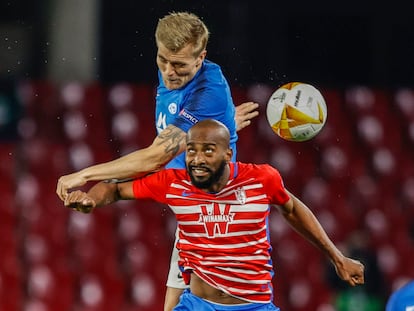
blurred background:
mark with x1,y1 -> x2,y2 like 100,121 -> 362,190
1,0 -> 414,310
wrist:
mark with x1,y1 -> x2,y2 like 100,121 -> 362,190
78,168 -> 92,183
330,250 -> 346,267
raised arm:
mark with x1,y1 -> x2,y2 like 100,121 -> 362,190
56,125 -> 186,201
277,191 -> 365,287
235,102 -> 259,132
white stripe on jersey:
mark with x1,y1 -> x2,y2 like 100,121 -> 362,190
179,218 -> 264,226
188,253 -> 270,262
199,260 -> 272,268
217,182 -> 265,198
224,203 -> 269,212
179,236 -> 268,249
166,195 -> 242,205
169,203 -> 270,214
197,267 -> 270,284
170,182 -> 191,190
170,180 -> 192,188
217,178 -> 256,194
216,266 -> 270,275
179,227 -> 265,238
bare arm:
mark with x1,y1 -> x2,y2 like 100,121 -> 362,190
277,191 -> 365,287
56,125 -> 186,200
63,180 -> 136,213
57,102 -> 257,201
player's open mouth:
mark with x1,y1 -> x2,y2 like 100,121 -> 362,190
191,167 -> 210,176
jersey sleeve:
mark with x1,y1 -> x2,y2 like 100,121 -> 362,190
261,164 -> 291,205
131,170 -> 171,204
174,85 -> 233,132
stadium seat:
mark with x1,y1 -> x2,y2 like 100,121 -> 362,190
394,87 -> 414,121
0,270 -> 23,311
4,81 -> 414,311
60,82 -> 112,152
107,83 -> 156,149
75,272 -> 126,311
17,80 -> 64,141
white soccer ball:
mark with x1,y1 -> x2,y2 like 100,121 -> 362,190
266,82 -> 328,142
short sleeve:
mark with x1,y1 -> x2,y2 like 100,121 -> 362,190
262,164 -> 290,205
132,170 -> 171,204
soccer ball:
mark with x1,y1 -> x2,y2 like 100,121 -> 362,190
266,82 -> 327,142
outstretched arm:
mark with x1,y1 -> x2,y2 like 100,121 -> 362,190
56,125 -> 186,201
277,191 -> 365,287
57,102 -> 258,201
63,180 -> 136,213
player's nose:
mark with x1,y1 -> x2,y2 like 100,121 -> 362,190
192,152 -> 206,165
165,62 -> 176,76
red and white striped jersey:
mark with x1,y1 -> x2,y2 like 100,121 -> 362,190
132,162 -> 290,303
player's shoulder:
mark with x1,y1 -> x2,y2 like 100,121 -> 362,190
160,167 -> 188,177
202,59 -> 221,71
236,162 -> 281,178
387,280 -> 414,310
197,60 -> 226,84
393,280 -> 414,298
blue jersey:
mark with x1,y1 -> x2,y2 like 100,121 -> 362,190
155,59 -> 237,169
386,281 -> 414,311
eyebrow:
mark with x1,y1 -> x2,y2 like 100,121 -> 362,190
186,142 -> 217,147
158,54 -> 187,66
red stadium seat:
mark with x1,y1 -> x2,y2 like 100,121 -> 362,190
394,88 -> 414,121
0,271 -> 23,311
76,272 -> 126,311
17,80 -> 63,141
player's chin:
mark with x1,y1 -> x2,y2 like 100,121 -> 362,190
191,174 -> 209,183
189,173 -> 212,189
164,80 -> 183,90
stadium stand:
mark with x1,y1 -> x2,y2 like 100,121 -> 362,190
0,81 -> 413,311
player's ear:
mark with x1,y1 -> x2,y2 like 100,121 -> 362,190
225,148 -> 233,162
196,50 -> 207,65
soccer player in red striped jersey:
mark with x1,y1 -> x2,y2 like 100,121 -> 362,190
64,119 -> 365,310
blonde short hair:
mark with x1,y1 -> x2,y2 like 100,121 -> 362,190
155,12 -> 209,57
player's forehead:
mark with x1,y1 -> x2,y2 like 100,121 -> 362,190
187,130 -> 226,147
157,42 -> 196,61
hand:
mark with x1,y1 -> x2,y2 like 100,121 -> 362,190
235,102 -> 259,132
56,172 -> 87,201
64,190 -> 96,213
334,256 -> 365,287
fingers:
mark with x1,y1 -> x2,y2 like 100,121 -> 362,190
351,274 -> 365,286
335,257 -> 365,287
236,102 -> 259,114
344,260 -> 365,286
235,102 -> 260,132
56,178 -> 66,201
63,191 -> 95,213
56,173 -> 86,201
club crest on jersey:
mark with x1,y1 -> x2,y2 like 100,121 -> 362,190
198,203 -> 234,237
235,187 -> 247,204
168,103 -> 177,114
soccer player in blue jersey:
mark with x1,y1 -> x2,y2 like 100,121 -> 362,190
56,12 -> 258,311
386,280 -> 414,311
